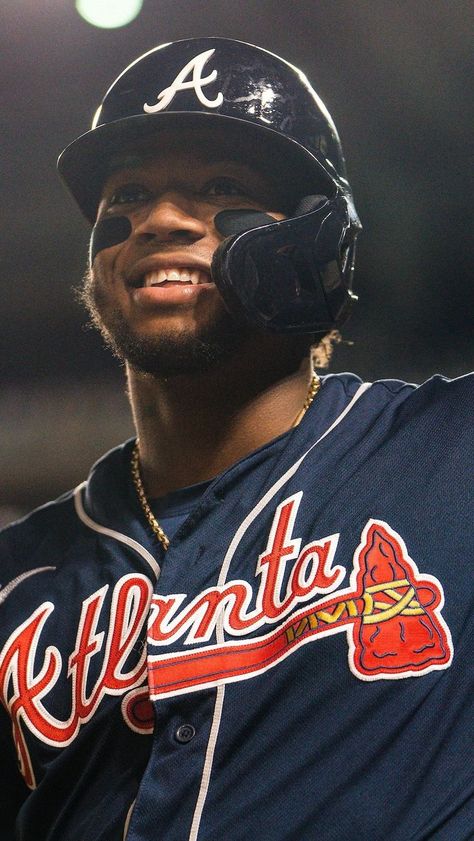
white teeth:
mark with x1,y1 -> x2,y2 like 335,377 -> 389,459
142,268 -> 208,286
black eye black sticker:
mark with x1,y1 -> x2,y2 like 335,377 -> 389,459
89,216 -> 132,264
214,209 -> 276,237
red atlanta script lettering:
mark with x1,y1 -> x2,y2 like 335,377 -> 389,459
147,493 -> 343,645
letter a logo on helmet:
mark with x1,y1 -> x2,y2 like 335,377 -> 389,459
144,49 -> 224,113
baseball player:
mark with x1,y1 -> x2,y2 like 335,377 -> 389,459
0,38 -> 472,841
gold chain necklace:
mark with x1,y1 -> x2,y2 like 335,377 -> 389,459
131,373 -> 321,550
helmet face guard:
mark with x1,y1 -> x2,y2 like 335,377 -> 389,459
58,37 -> 362,334
211,194 -> 359,333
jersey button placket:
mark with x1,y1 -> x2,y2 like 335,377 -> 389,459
174,723 -> 196,744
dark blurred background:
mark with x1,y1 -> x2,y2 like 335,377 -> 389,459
1,0 -> 473,523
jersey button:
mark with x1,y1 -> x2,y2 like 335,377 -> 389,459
174,724 -> 196,744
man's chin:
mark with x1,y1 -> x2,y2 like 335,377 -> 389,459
79,269 -> 250,378
97,314 -> 249,378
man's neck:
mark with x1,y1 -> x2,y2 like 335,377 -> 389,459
127,339 -> 313,499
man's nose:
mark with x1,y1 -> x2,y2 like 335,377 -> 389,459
132,192 -> 208,243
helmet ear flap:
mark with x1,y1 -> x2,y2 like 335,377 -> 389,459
293,195 -> 328,216
211,191 -> 357,334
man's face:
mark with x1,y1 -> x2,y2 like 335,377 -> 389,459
84,127 -> 288,377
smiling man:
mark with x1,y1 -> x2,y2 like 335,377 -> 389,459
0,38 -> 472,841
85,130 -> 290,377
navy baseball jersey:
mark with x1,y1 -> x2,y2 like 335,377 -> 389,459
0,373 -> 473,840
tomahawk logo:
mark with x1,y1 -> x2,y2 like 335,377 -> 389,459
146,510 -> 454,698
143,48 -> 224,113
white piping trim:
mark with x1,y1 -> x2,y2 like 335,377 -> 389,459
188,684 -> 226,841
188,381 -> 371,839
123,799 -> 135,840
0,566 -> 56,605
73,483 -> 160,580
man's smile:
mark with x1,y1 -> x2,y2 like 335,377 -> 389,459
122,255 -> 215,308
142,268 -> 211,287
126,255 -> 214,290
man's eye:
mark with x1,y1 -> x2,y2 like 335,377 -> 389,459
107,184 -> 151,207
203,178 -> 247,197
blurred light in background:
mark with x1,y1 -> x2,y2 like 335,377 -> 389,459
76,0 -> 143,29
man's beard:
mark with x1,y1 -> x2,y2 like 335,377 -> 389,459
79,268 -> 250,378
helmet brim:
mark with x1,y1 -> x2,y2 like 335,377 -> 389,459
57,111 -> 337,224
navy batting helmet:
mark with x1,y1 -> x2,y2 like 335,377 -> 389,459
58,37 -> 361,333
